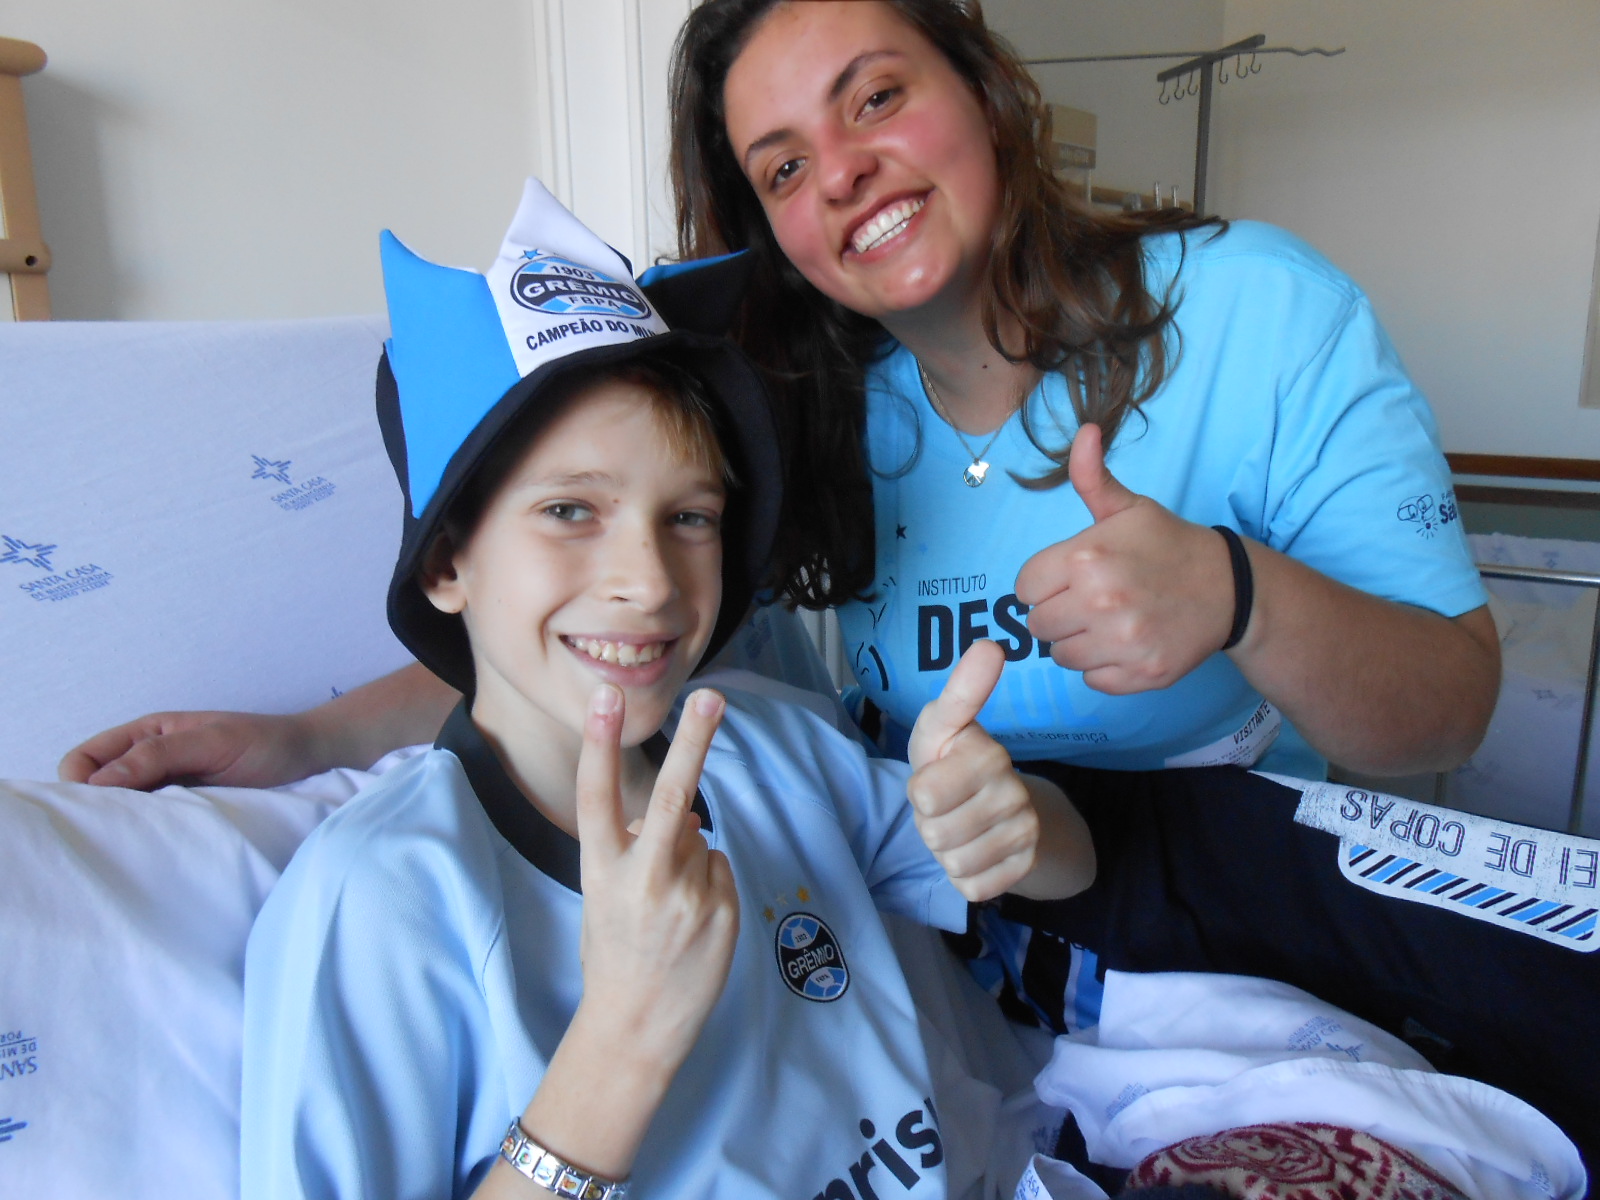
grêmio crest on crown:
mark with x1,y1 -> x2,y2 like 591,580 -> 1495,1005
510,251 -> 652,321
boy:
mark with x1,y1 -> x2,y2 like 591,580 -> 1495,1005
240,179 -> 1094,1200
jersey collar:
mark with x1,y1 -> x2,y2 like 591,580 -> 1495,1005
435,700 -> 713,892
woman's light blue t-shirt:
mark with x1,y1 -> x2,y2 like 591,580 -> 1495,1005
835,221 -> 1486,778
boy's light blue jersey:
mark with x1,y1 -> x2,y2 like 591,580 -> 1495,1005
241,676 -> 996,1200
837,221 -> 1486,778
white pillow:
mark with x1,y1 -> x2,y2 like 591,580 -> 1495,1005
0,317 -> 416,781
0,755 -> 419,1200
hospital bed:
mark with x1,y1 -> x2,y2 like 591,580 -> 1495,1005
1,317 -> 1593,1200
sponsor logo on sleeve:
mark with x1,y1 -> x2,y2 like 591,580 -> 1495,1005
1396,491 -> 1460,539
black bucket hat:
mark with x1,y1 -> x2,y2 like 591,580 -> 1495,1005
377,178 -> 781,694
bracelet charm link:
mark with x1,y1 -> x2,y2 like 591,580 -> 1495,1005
499,1119 -> 629,1199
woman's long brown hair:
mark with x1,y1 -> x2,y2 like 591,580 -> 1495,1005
671,0 -> 1222,608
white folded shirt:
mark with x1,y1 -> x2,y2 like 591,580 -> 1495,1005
1030,971 -> 1585,1200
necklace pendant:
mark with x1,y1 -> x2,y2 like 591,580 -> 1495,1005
963,460 -> 990,487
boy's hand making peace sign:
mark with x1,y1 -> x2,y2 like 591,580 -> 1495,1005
574,684 -> 740,1063
908,641 -> 1096,903
494,685 -> 738,1195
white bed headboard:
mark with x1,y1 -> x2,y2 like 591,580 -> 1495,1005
0,316 -> 415,780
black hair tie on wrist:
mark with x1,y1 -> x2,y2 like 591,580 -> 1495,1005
1212,525 -> 1253,651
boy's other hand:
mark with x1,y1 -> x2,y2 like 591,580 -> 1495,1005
573,684 -> 739,1076
907,640 -> 1041,902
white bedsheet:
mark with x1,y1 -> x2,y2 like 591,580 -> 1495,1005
0,317 -> 415,781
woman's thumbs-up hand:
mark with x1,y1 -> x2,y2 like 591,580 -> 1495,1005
1016,422 -> 1239,694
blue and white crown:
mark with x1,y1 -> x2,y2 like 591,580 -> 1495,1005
381,177 -> 672,519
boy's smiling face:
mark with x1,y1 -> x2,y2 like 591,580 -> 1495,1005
422,380 -> 726,754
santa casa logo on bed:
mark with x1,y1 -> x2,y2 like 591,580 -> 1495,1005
250,454 -> 338,513
250,454 -> 293,484
0,1031 -> 38,1083
0,535 -> 54,572
0,1030 -> 40,1148
3,535 -> 114,604
775,911 -> 850,1002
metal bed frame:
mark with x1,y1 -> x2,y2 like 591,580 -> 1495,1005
1469,561 -> 1600,835
1449,454 -> 1600,833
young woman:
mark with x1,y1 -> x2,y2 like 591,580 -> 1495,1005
672,0 -> 1498,782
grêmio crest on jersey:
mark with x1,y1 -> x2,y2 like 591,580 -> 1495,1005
775,912 -> 850,1002
510,251 -> 653,320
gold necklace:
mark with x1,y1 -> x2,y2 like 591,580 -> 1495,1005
916,358 -> 1014,488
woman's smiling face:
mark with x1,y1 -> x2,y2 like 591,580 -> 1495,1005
722,1 -> 1001,326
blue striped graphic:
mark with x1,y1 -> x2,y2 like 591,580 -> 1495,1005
1554,912 -> 1597,938
1347,843 -> 1597,946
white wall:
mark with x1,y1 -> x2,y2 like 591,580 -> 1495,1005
1209,0 -> 1600,457
984,0 -> 1225,207
993,0 -> 1600,458
544,0 -> 692,273
8,0 -> 551,320
15,0 -> 1600,459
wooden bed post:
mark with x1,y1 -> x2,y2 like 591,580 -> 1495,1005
0,36 -> 50,322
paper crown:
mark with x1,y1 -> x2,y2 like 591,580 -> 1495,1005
377,178 -> 781,692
